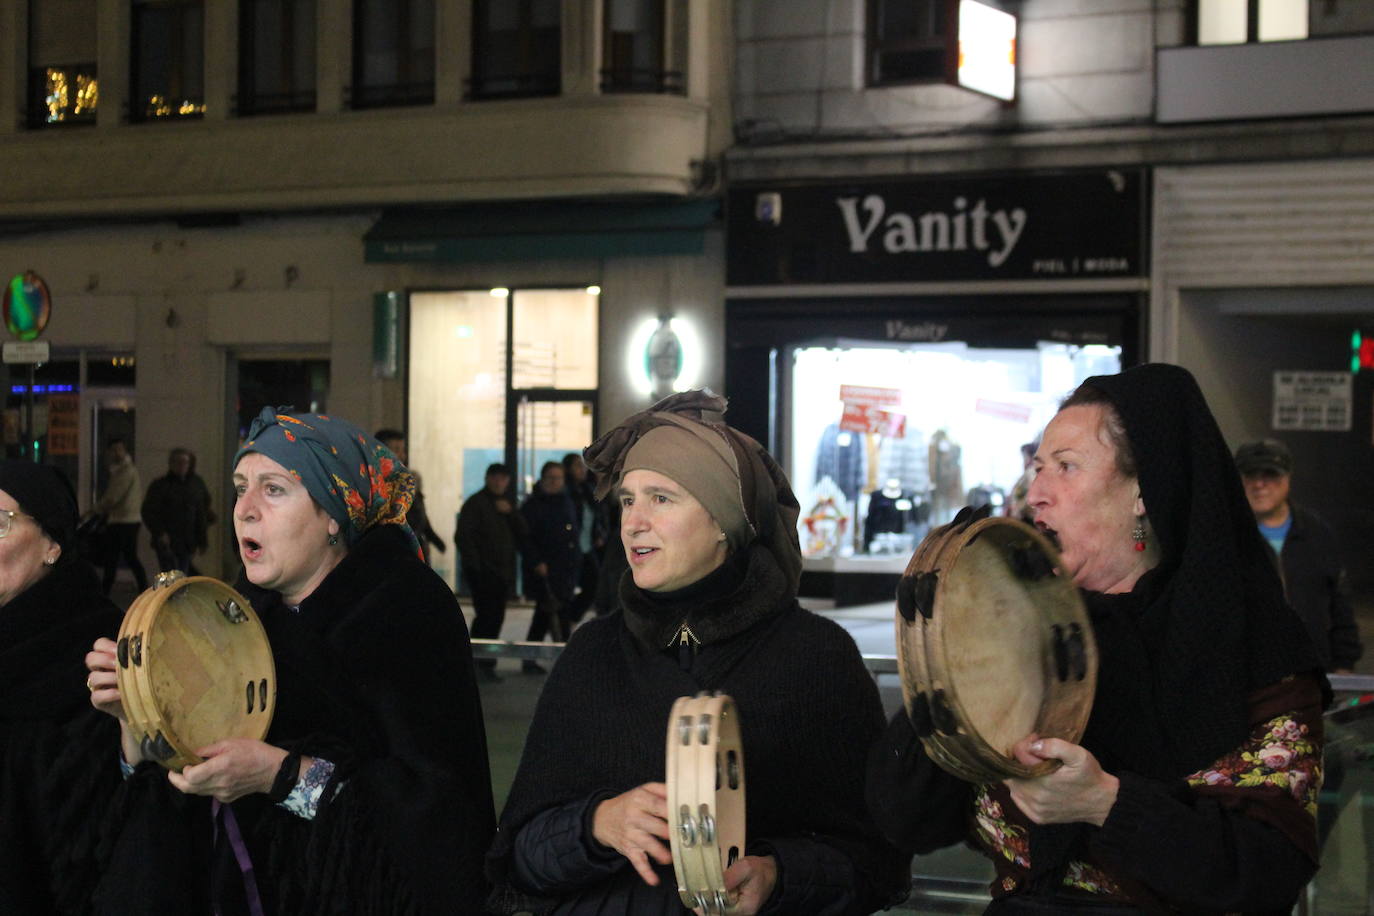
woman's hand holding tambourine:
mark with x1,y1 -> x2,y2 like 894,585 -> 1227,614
1005,735 -> 1120,827
692,855 -> 777,916
592,782 -> 673,886
168,738 -> 292,804
86,636 -> 145,765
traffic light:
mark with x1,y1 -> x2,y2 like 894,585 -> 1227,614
1353,330 -> 1374,372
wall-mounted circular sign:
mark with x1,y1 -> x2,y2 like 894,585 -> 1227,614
3,272 -> 52,341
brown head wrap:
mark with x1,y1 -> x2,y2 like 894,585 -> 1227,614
584,389 -> 803,592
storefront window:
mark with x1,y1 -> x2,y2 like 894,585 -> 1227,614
790,341 -> 1120,560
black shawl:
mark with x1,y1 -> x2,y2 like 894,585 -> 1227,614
94,524 -> 496,915
1026,364 -> 1326,891
0,560 -> 124,915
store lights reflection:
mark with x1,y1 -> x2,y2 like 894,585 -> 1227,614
10,384 -> 77,394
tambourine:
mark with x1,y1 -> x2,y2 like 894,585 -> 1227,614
895,509 -> 1096,783
115,572 -> 276,771
665,693 -> 746,915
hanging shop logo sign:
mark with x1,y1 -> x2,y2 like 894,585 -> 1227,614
3,271 -> 53,341
727,170 -> 1146,286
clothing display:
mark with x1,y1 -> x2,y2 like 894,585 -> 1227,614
863,483 -> 920,553
94,524 -> 496,914
0,559 -> 124,915
867,364 -> 1327,912
814,423 -> 868,505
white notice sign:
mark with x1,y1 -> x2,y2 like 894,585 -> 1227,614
1272,371 -> 1352,431
2,340 -> 50,365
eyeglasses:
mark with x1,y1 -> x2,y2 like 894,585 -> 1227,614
0,509 -> 35,539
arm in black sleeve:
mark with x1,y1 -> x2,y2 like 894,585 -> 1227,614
1328,566 -> 1362,670
509,792 -> 624,895
754,835 -> 886,916
865,707 -> 973,855
1090,772 -> 1316,910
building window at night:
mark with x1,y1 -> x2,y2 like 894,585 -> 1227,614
27,0 -> 98,127
351,0 -> 435,108
601,0 -> 685,94
469,0 -> 561,100
867,0 -> 948,86
1196,0 -> 1308,44
239,0 -> 317,114
131,0 -> 206,120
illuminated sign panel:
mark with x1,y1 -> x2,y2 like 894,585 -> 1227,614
955,0 -> 1017,102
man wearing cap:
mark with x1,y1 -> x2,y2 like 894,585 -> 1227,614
1236,438 -> 1362,673
457,462 -> 529,681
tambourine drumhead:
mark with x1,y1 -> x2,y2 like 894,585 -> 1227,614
115,572 -> 275,771
665,693 -> 745,916
896,515 -> 1096,783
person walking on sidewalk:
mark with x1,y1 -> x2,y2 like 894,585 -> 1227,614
140,447 -> 211,575
1236,437 -> 1362,674
519,462 -> 580,670
457,463 -> 527,681
94,437 -> 147,595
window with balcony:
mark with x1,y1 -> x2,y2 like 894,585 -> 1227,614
867,0 -> 948,86
239,0 -> 317,114
352,0 -> 435,108
601,0 -> 686,94
131,0 -> 206,120
1196,0 -> 1308,44
27,0 -> 98,127
470,0 -> 561,100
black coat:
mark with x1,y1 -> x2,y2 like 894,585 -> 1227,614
140,471 -> 211,553
94,524 -> 496,915
487,546 -> 908,915
520,490 -> 581,601
1273,503 -> 1362,671
0,560 -> 124,915
457,488 -> 527,587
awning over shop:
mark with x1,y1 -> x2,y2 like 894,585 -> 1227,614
363,198 -> 719,263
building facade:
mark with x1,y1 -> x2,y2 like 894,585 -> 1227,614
0,0 -> 733,582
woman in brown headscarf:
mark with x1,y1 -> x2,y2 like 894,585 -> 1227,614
485,390 -> 906,915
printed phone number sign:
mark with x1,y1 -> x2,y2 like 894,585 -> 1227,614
1272,371 -> 1351,431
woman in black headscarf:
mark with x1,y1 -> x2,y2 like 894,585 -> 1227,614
868,363 -> 1328,913
486,390 -> 907,915
86,409 -> 495,915
0,460 -> 124,914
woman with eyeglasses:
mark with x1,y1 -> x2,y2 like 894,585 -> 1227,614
0,460 -> 125,914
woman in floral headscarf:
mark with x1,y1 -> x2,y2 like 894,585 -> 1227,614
87,409 -> 495,915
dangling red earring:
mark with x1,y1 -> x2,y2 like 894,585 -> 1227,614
1132,520 -> 1146,552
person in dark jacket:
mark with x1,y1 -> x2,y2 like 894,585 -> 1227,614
486,390 -> 908,916
561,452 -> 607,623
1235,437 -> 1362,673
375,429 -> 447,564
140,447 -> 212,574
868,365 -> 1328,913
86,408 -> 495,915
457,462 -> 528,681
0,460 -> 124,915
519,461 -> 581,657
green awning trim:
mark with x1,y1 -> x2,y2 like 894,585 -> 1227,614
363,199 -> 719,263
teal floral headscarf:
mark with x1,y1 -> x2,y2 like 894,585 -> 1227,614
234,407 -> 421,557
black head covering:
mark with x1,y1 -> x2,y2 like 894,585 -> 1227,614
1075,364 -> 1323,776
1022,364 -> 1325,892
0,460 -> 79,556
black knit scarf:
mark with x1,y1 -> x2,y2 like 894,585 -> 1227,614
1024,364 -> 1326,892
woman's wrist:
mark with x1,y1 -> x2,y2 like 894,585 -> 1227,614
265,748 -> 302,801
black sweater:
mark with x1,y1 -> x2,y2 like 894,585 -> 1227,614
0,561 -> 124,915
94,525 -> 496,915
487,547 -> 908,915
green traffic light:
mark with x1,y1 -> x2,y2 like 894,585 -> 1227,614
1355,330 -> 1363,350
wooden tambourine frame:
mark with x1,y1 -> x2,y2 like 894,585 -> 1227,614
115,572 -> 276,771
895,513 -> 1097,783
666,693 -> 746,915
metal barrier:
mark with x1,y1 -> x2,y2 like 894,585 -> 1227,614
471,640 -> 1374,692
